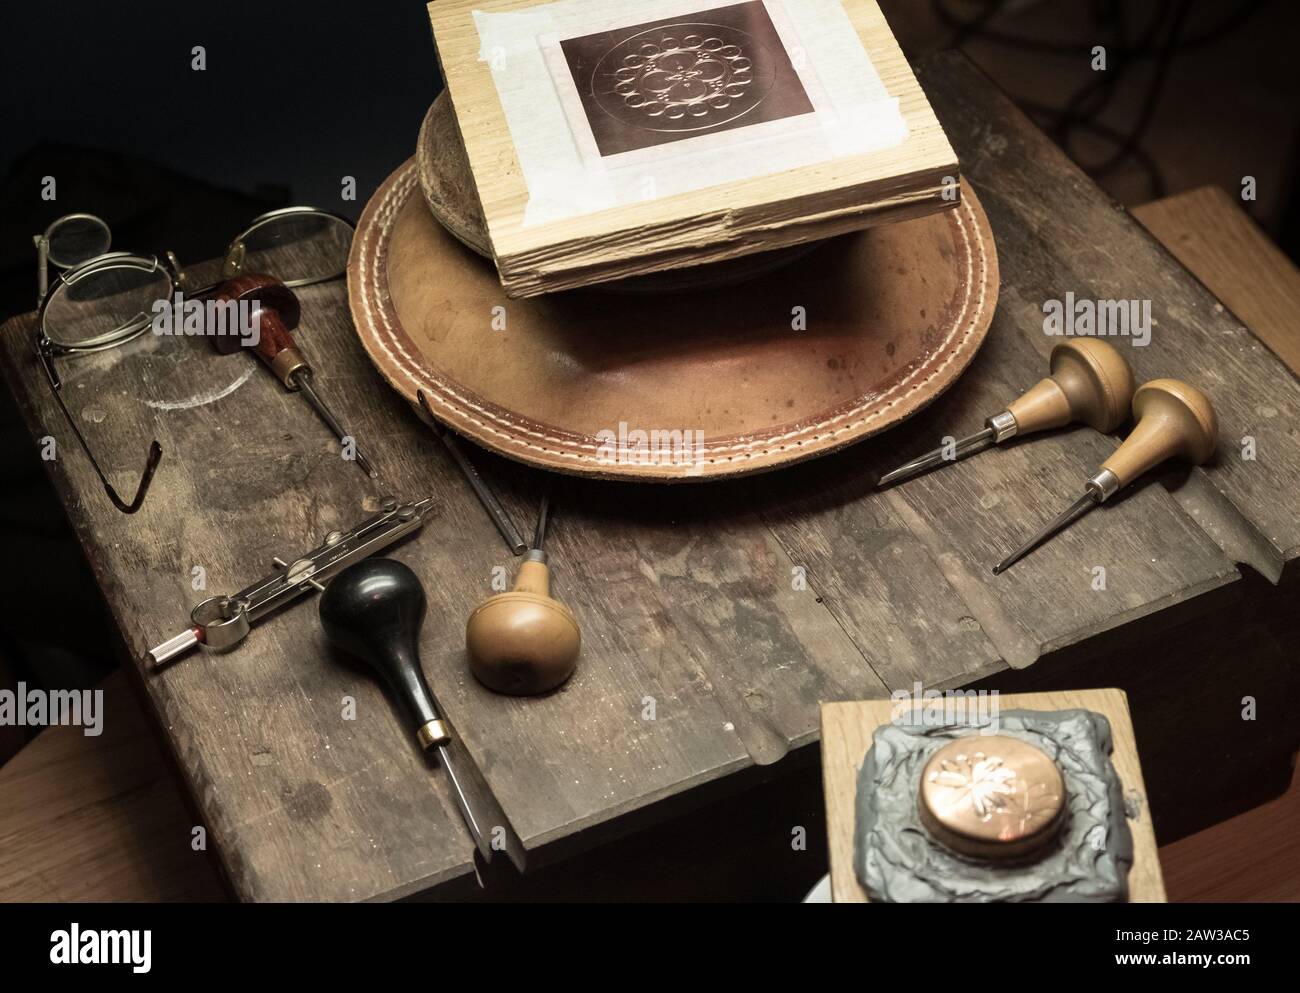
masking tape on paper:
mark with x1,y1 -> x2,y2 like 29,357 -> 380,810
471,0 -> 909,227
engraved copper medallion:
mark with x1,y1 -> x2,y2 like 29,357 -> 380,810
917,734 -> 1066,860
560,1 -> 814,157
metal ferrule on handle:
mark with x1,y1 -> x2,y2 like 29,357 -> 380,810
987,409 -> 1018,443
1086,467 -> 1122,502
417,719 -> 451,748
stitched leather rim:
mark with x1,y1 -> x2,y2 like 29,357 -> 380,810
348,159 -> 1000,481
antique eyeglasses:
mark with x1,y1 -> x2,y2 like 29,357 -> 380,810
33,207 -> 355,513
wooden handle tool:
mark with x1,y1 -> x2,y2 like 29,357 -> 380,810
319,557 -> 525,870
992,379 -> 1218,574
212,272 -> 377,479
877,339 -> 1136,487
465,493 -> 581,696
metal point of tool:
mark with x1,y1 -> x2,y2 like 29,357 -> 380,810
434,742 -> 527,871
876,427 -> 996,488
992,491 -> 1099,575
436,743 -> 488,859
295,371 -> 377,478
532,490 -> 550,551
992,379 -> 1220,575
418,389 -> 528,554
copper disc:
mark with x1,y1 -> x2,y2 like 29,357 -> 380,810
918,735 -> 1066,860
348,159 -> 999,481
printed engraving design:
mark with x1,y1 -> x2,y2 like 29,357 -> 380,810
600,28 -> 767,132
559,1 -> 814,157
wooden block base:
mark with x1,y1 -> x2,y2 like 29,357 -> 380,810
821,689 -> 1167,903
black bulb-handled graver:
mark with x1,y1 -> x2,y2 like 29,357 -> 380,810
319,558 -> 524,871
319,558 -> 447,746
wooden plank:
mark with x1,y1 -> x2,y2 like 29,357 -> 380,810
1160,762 -> 1300,903
821,689 -> 1166,903
0,672 -> 226,902
487,470 -> 895,776
428,0 -> 958,295
757,454 -> 1006,690
1133,186 -> 1300,378
918,55 -> 1300,579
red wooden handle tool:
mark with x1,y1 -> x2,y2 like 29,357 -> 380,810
211,272 -> 308,388
207,272 -> 378,477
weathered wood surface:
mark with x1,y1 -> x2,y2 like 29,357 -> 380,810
820,689 -> 1167,903
1,53 -> 1298,901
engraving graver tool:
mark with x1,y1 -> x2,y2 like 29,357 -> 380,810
210,272 -> 377,479
877,339 -> 1136,488
319,558 -> 527,871
993,379 -> 1218,574
146,497 -> 433,667
466,493 -> 581,697
418,389 -> 527,555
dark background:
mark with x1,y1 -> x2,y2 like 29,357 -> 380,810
1,0 -> 1298,763
0,0 -> 440,322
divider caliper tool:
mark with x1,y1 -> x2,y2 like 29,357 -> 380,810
210,273 -> 377,479
146,497 -> 433,667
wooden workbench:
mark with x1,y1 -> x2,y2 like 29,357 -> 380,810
2,54 -> 1298,901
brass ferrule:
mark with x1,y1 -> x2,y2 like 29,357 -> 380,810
417,719 -> 451,749
271,346 -> 309,388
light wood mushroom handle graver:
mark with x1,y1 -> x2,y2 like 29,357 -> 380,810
1006,338 -> 1137,436
1101,379 -> 1219,488
466,552 -> 581,697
